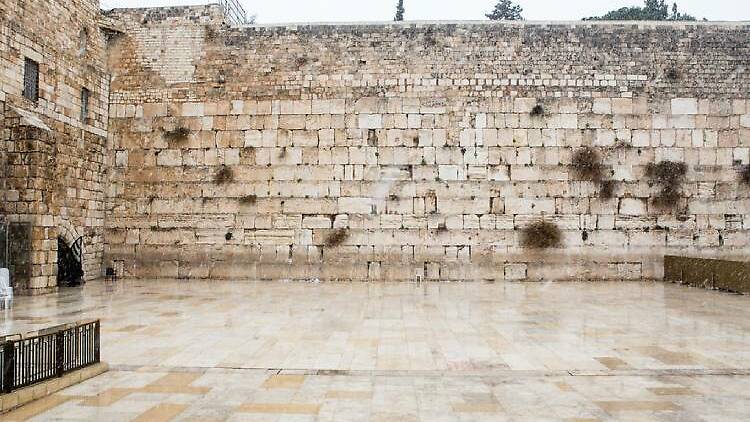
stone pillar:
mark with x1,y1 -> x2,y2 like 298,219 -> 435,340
2,114 -> 58,293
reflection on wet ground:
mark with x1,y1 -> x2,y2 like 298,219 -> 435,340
2,280 -> 749,420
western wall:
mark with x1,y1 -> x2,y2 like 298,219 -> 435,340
101,5 -> 750,283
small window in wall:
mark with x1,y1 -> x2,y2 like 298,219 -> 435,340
23,58 -> 39,102
79,28 -> 88,55
81,88 -> 90,122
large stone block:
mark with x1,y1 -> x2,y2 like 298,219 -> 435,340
671,98 -> 698,115
338,197 -> 374,214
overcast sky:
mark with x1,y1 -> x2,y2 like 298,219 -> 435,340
98,0 -> 749,23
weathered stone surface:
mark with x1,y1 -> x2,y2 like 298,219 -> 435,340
1,0 -> 109,291
103,4 -> 750,282
5,3 -> 749,286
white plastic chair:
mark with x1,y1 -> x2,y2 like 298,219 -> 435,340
0,268 -> 12,298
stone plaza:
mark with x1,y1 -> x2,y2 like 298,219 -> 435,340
2,280 -> 750,420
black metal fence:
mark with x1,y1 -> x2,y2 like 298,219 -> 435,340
1,320 -> 100,394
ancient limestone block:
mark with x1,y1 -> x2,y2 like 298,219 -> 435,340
505,198 -> 555,215
671,98 -> 698,115
504,263 -> 527,280
156,150 -> 182,166
181,102 -> 205,117
358,114 -> 383,129
593,98 -> 612,115
338,197 -> 373,214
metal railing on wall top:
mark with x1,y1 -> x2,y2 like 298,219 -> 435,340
219,0 -> 251,26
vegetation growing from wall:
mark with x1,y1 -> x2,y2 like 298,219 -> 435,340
741,165 -> 750,186
294,56 -> 309,69
665,67 -> 681,81
571,147 -> 620,200
572,147 -> 604,181
214,166 -> 234,184
521,220 -> 562,249
599,180 -> 617,200
325,228 -> 350,247
163,126 -> 190,142
646,161 -> 688,207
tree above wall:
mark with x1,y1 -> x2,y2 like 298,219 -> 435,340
395,0 -> 405,21
584,0 -> 698,21
486,0 -> 524,21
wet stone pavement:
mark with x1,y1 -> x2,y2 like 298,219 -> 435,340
1,280 -> 749,421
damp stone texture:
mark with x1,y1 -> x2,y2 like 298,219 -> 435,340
11,4 -> 731,283
102,7 -> 750,282
0,0 -> 110,292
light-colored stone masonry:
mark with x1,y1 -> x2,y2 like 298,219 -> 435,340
103,6 -> 750,282
0,0 -> 110,292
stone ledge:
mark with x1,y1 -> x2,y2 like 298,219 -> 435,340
0,362 -> 109,414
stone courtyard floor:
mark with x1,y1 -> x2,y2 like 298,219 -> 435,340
1,280 -> 750,421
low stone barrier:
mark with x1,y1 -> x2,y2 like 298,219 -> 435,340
664,256 -> 750,294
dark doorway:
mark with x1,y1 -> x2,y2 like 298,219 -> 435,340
57,237 -> 83,286
6,222 -> 31,289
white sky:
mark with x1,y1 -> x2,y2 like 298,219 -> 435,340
98,0 -> 749,23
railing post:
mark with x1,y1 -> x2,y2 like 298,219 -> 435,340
2,341 -> 15,393
94,321 -> 100,363
55,331 -> 64,377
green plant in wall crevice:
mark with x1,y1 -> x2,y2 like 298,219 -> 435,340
521,220 -> 562,249
646,160 -> 688,208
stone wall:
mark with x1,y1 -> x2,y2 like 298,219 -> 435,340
104,6 -> 750,282
0,0 -> 110,291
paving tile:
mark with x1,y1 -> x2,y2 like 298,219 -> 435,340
237,403 -> 321,415
1,281 -> 750,421
261,375 -> 306,389
324,390 -> 373,400
131,403 -> 188,422
595,400 -> 681,412
2,395 -> 73,421
77,388 -> 136,406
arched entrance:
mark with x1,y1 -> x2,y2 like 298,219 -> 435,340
57,236 -> 83,286
57,220 -> 84,286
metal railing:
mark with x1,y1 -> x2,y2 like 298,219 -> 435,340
219,0 -> 250,26
1,320 -> 100,394
71,236 -> 84,266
